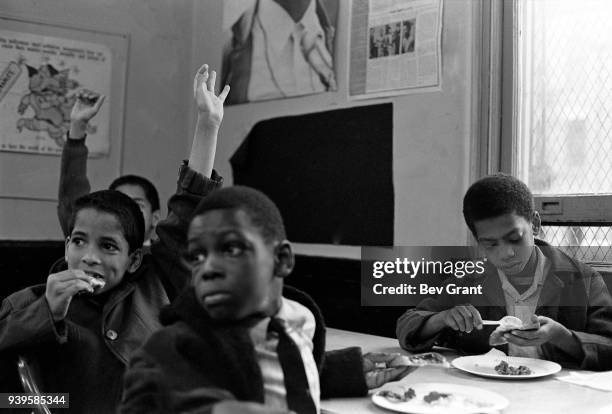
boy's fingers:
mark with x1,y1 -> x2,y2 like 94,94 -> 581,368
451,311 -> 467,332
93,95 -> 105,111
197,63 -> 208,75
365,352 -> 401,363
468,306 -> 483,328
208,70 -> 217,93
65,280 -> 94,296
510,329 -> 539,340
219,85 -> 230,102
194,64 -> 209,94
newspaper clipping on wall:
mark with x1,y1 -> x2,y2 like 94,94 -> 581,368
350,0 -> 443,99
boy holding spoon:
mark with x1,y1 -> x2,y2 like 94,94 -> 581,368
397,174 -> 612,370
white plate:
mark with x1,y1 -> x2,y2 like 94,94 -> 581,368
452,355 -> 561,379
372,382 -> 509,414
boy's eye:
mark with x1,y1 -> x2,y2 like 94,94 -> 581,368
102,242 -> 119,252
184,251 -> 206,267
224,242 -> 245,257
70,237 -> 85,246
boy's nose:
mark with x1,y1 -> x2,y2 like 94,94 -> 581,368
199,255 -> 224,281
501,244 -> 515,260
81,251 -> 102,265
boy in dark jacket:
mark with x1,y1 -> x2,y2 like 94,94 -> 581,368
397,174 -> 612,370
0,64 -> 228,413
121,186 -> 411,414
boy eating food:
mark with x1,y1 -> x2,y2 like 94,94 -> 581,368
0,63 -> 228,412
120,186 -> 411,413
397,174 -> 612,370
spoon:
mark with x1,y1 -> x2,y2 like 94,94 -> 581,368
481,316 -> 523,328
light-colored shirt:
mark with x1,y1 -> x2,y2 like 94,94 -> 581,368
249,0 -> 328,101
249,297 -> 320,412
497,246 -> 550,358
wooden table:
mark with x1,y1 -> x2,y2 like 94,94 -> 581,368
322,328 -> 612,414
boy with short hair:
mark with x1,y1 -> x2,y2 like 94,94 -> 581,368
396,173 -> 612,370
0,64 -> 228,412
120,186 -> 410,414
58,90 -> 161,246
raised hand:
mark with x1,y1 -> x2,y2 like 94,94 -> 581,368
69,90 -> 105,139
70,90 -> 105,123
45,269 -> 97,321
193,63 -> 230,128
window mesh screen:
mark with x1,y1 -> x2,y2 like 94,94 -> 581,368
517,0 -> 612,195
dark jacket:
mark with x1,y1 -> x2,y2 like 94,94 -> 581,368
120,285 -> 368,414
396,240 -> 612,370
0,155 -> 222,413
221,0 -> 335,104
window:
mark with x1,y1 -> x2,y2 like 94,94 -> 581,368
498,0 -> 612,263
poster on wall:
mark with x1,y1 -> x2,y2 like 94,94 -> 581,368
0,29 -> 112,156
349,0 -> 443,99
221,0 -> 339,105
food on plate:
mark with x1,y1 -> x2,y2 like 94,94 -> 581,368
423,391 -> 451,404
389,352 -> 450,368
494,360 -> 532,375
378,387 -> 416,403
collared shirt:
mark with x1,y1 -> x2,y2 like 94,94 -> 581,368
249,297 -> 320,412
249,0 -> 328,100
497,246 -> 550,358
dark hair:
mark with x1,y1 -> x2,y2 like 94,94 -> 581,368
109,175 -> 160,211
69,190 -> 145,253
192,186 -> 286,243
463,173 -> 534,237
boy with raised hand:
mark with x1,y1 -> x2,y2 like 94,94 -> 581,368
58,89 -> 162,247
0,65 -> 229,412
396,174 -> 612,370
120,186 -> 412,414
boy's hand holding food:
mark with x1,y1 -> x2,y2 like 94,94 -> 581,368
363,352 -> 415,389
503,315 -> 569,346
45,269 -> 105,321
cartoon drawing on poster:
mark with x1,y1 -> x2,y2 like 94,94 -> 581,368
0,30 -> 111,156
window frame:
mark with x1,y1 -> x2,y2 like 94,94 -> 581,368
491,0 -> 612,225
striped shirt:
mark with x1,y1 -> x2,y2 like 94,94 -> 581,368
497,246 -> 550,358
249,297 -> 320,412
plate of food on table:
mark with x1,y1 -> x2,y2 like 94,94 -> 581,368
452,353 -> 561,379
373,382 -> 509,413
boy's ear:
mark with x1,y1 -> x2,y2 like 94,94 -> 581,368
152,209 -> 162,227
532,211 -> 542,236
274,241 -> 294,279
128,248 -> 144,273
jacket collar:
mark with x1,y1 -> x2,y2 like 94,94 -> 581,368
480,240 -> 579,310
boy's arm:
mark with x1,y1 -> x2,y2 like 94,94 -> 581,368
319,348 -> 412,399
546,270 -> 612,369
396,293 -> 464,352
57,91 -> 105,236
151,64 -> 229,299
0,287 -> 76,352
319,347 -> 368,398
121,332 -> 266,414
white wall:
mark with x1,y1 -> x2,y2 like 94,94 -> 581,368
192,0 -> 479,255
1,0 -> 481,252
0,0 -> 195,239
